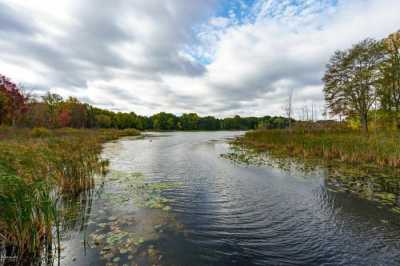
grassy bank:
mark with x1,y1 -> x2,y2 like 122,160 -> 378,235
232,128 -> 400,212
0,127 -> 140,263
237,128 -> 400,168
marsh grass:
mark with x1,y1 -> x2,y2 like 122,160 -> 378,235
237,128 -> 400,168
0,163 -> 57,263
0,127 -> 140,263
232,128 -> 400,212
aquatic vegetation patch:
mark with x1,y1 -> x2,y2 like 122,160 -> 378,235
0,128 -> 140,263
82,171 -> 184,264
87,209 -> 180,264
223,141 -> 400,215
87,211 -> 181,265
237,129 -> 400,168
103,171 -> 181,211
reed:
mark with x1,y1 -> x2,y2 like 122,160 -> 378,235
0,163 -> 57,262
237,128 -> 400,168
0,127 -> 140,262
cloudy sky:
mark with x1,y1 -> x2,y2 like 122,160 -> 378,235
1,0 -> 399,118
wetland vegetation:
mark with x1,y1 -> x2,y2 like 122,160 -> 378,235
228,124 -> 400,214
0,127 -> 140,264
0,30 -> 399,265
226,31 -> 400,215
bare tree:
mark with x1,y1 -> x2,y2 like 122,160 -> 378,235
285,88 -> 294,128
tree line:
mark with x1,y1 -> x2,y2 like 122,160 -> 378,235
323,31 -> 400,133
0,75 -> 291,131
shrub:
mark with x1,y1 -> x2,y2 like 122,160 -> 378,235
31,127 -> 52,138
121,128 -> 140,136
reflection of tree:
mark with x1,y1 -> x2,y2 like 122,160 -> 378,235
225,142 -> 400,210
52,184 -> 96,265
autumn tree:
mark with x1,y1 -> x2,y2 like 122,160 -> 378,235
42,92 -> 63,128
0,91 -> 9,124
379,31 -> 400,126
323,39 -> 384,133
0,74 -> 27,126
65,97 -> 87,128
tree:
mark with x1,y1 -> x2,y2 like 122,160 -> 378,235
180,113 -> 199,130
285,88 -> 294,128
59,97 -> 88,128
323,39 -> 384,133
0,91 -> 9,124
198,116 -> 220,130
58,109 -> 71,127
1,73 -> 299,131
23,102 -> 50,127
151,112 -> 177,130
42,92 -> 63,128
0,74 -> 27,126
379,31 -> 400,126
95,114 -> 112,128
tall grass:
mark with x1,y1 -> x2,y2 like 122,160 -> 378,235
233,127 -> 400,210
0,163 -> 57,263
237,128 -> 400,168
0,127 -> 140,263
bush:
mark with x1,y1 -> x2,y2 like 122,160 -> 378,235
121,128 -> 140,136
31,127 -> 51,138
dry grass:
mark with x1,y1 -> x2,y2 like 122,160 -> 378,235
237,127 -> 400,168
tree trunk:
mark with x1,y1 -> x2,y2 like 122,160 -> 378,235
360,113 -> 369,134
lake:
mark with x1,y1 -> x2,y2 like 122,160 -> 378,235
59,131 -> 400,266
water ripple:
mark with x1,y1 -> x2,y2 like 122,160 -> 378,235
101,132 -> 400,265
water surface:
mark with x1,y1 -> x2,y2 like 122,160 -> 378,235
61,131 -> 400,265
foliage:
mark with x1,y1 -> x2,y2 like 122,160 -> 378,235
0,75 -> 27,126
0,127 -> 140,262
324,31 -> 400,132
0,164 -> 57,261
31,127 -> 52,138
0,74 -> 292,131
95,114 -> 112,128
379,31 -> 400,127
323,39 -> 384,133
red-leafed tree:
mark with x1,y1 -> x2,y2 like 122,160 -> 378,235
0,74 -> 28,126
58,108 -> 71,128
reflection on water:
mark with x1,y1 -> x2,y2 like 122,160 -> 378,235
101,132 -> 400,265
5,132 -> 400,265
224,143 -> 400,214
58,169 -> 185,266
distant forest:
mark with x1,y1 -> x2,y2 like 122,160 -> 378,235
0,75 -> 291,131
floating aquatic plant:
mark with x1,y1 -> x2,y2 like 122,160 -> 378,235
224,137 -> 400,214
0,128 -> 140,263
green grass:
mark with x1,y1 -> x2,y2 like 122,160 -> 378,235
0,163 -> 56,261
0,127 -> 140,262
237,128 -> 400,168
233,127 -> 400,211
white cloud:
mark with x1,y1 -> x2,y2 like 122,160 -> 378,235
0,0 -> 399,118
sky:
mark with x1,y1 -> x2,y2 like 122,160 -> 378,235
0,0 -> 399,118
